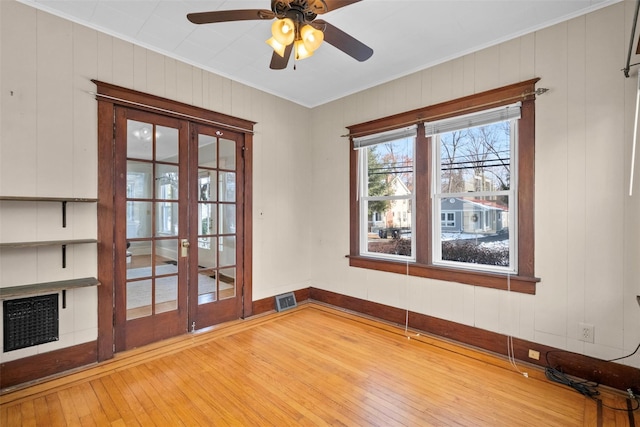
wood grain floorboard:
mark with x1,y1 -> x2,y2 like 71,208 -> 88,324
1,303 -> 636,426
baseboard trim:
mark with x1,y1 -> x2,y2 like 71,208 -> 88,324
1,341 -> 97,390
307,287 -> 640,393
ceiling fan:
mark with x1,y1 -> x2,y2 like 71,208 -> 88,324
187,0 -> 373,70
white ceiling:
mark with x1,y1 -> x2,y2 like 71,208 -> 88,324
18,0 -> 620,107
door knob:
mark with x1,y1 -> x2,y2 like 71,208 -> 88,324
181,239 -> 190,257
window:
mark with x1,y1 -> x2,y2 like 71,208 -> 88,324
354,126 -> 416,258
441,212 -> 455,228
347,79 -> 540,293
431,103 -> 519,273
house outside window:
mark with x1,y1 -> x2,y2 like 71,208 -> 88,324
347,79 -> 540,294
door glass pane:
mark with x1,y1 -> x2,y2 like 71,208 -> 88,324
219,172 -> 236,202
219,236 -> 235,267
127,202 -> 152,238
156,164 -> 179,200
156,126 -> 179,162
199,134 -> 217,168
197,270 -> 217,304
126,240 -> 152,279
155,239 -> 178,273
127,161 -> 153,198
219,267 -> 235,300
155,275 -> 178,313
219,138 -> 235,170
198,170 -> 216,201
127,279 -> 152,320
127,120 -> 153,160
198,203 -> 216,238
219,204 -> 235,234
156,202 -> 178,236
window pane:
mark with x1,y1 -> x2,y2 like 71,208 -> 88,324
127,120 -> 153,160
219,236 -> 235,267
199,134 -> 217,168
156,164 -> 178,200
155,202 -> 178,236
219,204 -> 235,234
198,238 -> 217,304
155,275 -> 177,314
126,240 -> 152,279
366,199 -> 412,257
219,267 -> 236,300
219,138 -> 236,170
198,170 -> 216,201
155,239 -> 178,272
219,172 -> 236,202
440,195 -> 510,268
126,279 -> 152,320
198,203 -> 216,236
127,161 -> 153,199
156,126 -> 179,162
127,201 -> 152,238
439,121 -> 511,193
366,139 -> 413,197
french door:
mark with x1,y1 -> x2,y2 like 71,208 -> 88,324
113,107 -> 245,351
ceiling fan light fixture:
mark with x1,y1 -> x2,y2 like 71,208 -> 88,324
266,37 -> 288,57
271,18 -> 295,45
294,39 -> 314,60
300,24 -> 323,52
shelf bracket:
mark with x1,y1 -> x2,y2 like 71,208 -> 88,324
62,201 -> 67,228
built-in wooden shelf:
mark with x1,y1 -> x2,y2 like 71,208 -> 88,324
0,239 -> 98,268
0,196 -> 97,228
0,196 -> 97,203
0,239 -> 97,248
0,277 -> 100,301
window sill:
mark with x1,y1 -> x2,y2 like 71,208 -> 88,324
348,255 -> 539,294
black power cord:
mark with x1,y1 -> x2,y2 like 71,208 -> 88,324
544,348 -> 640,413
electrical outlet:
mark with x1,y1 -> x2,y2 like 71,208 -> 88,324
528,349 -> 540,360
579,323 -> 595,343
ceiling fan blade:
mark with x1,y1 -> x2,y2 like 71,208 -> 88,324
270,44 -> 293,70
314,20 -> 373,62
318,0 -> 362,14
187,9 -> 274,25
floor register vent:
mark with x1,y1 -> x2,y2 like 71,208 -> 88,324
275,292 -> 297,312
3,294 -> 59,352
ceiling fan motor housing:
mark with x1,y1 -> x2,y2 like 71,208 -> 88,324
272,0 -> 328,23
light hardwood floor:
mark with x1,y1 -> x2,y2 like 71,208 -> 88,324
1,303 -> 636,426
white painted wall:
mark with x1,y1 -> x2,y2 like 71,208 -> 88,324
309,1 -> 640,368
0,0 -> 311,362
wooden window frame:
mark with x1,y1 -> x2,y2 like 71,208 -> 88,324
347,79 -> 541,294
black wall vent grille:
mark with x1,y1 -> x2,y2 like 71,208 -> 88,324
3,294 -> 59,352
275,292 -> 297,312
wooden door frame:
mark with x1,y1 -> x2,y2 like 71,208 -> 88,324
94,81 -> 255,362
